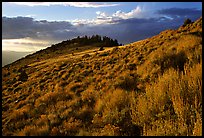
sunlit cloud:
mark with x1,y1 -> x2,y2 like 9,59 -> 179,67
112,6 -> 142,19
2,37 -> 53,52
24,14 -> 36,18
71,17 -> 115,26
10,2 -> 120,8
72,6 -> 144,25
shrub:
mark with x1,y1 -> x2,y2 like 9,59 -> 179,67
17,70 -> 28,82
35,91 -> 71,107
114,72 -> 139,91
50,127 -> 60,136
131,62 -> 202,136
154,51 -> 188,74
99,47 -> 104,51
99,52 -> 109,57
82,54 -> 91,58
192,113 -> 202,136
69,82 -> 84,96
183,18 -> 192,27
61,117 -> 82,135
98,124 -> 120,136
127,63 -> 136,70
76,104 -> 94,122
20,125 -> 50,136
47,114 -> 61,126
94,89 -> 130,125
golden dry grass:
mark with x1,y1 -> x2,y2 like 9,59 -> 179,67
2,17 -> 202,136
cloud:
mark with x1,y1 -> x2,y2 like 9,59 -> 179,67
2,7 -> 202,48
64,16 -> 185,44
77,17 -> 177,44
2,38 -> 50,52
71,6 -> 144,26
2,16 -> 79,40
96,11 -> 109,19
156,8 -> 202,19
10,2 -> 119,8
92,7 -> 202,26
112,6 -> 142,19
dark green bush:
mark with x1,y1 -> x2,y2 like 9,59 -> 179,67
183,18 -> 192,27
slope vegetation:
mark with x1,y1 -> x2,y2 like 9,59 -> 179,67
2,17 -> 202,136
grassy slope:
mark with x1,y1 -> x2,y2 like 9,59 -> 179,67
2,17 -> 202,136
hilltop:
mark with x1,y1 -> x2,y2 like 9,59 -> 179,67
2,17 -> 202,136
3,35 -> 121,68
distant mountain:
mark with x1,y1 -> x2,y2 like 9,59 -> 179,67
2,51 -> 32,67
2,17 -> 202,136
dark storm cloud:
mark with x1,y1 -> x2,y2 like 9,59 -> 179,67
2,16 -> 77,40
2,17 -> 35,39
76,7 -> 201,44
156,8 -> 202,19
77,16 -> 181,44
95,8 -> 202,44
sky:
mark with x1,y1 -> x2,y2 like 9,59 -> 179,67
2,2 -> 202,53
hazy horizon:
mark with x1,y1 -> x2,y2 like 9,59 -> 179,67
2,50 -> 33,67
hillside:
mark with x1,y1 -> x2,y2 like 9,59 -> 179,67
3,35 -> 120,68
2,17 -> 202,136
